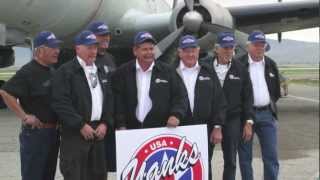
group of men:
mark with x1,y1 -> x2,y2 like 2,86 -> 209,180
0,20 -> 281,180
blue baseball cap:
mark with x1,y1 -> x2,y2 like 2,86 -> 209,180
33,31 -> 62,48
87,21 -> 111,35
74,30 -> 98,46
217,32 -> 236,48
133,31 -> 156,45
179,35 -> 198,49
248,31 -> 267,43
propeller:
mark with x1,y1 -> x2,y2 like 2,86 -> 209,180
155,0 -> 250,58
155,0 -> 200,59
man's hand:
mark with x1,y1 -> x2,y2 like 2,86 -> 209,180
23,114 -> 43,129
95,123 -> 108,140
167,116 -> 180,128
80,124 -> 95,140
242,122 -> 253,142
210,127 -> 222,144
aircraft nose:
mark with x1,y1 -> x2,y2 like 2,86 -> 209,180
183,11 -> 203,33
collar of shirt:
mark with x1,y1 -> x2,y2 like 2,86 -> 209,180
77,56 -> 97,74
213,58 -> 231,70
248,54 -> 265,65
33,59 -> 51,70
135,59 -> 154,73
179,60 -> 200,72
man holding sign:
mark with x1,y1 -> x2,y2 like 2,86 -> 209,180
112,31 -> 188,130
174,35 -> 227,180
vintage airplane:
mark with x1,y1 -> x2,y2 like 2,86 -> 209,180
0,0 -> 319,66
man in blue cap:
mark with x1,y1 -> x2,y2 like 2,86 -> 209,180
0,31 -> 61,180
51,30 -> 113,180
87,20 -> 117,173
175,35 -> 227,180
238,30 -> 280,180
112,31 -> 187,130
202,32 -> 254,180
87,21 -> 116,73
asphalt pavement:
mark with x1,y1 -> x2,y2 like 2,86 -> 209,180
0,83 -> 318,180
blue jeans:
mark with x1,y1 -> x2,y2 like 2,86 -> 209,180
19,126 -> 59,180
238,109 -> 279,180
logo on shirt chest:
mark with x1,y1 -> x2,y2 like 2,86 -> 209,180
101,79 -> 108,83
198,76 -> 210,81
229,74 -> 240,80
42,80 -> 51,87
269,72 -> 275,78
103,65 -> 109,74
155,78 -> 168,83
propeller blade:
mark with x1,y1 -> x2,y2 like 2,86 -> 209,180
200,22 -> 234,34
197,32 -> 216,52
172,0 -> 178,9
184,0 -> 194,11
197,23 -> 234,52
234,30 -> 248,49
155,26 -> 185,59
234,30 -> 249,57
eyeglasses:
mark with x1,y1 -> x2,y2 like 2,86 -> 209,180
89,72 -> 98,88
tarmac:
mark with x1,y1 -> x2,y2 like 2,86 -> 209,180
0,83 -> 318,180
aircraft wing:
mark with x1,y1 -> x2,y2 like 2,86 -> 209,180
228,0 -> 319,34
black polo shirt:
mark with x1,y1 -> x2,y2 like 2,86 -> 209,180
2,60 -> 57,123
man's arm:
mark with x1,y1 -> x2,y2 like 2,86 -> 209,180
51,67 -> 85,130
241,68 -> 254,123
241,68 -> 254,141
0,90 -> 26,120
169,69 -> 188,123
111,68 -> 127,129
96,71 -> 114,138
0,90 -> 42,128
211,73 -> 227,127
273,61 -> 281,103
0,67 -> 43,128
209,73 -> 227,144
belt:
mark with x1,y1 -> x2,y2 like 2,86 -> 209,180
41,123 -> 57,128
253,105 -> 270,111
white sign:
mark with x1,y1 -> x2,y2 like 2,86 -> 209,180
116,124 -> 209,180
